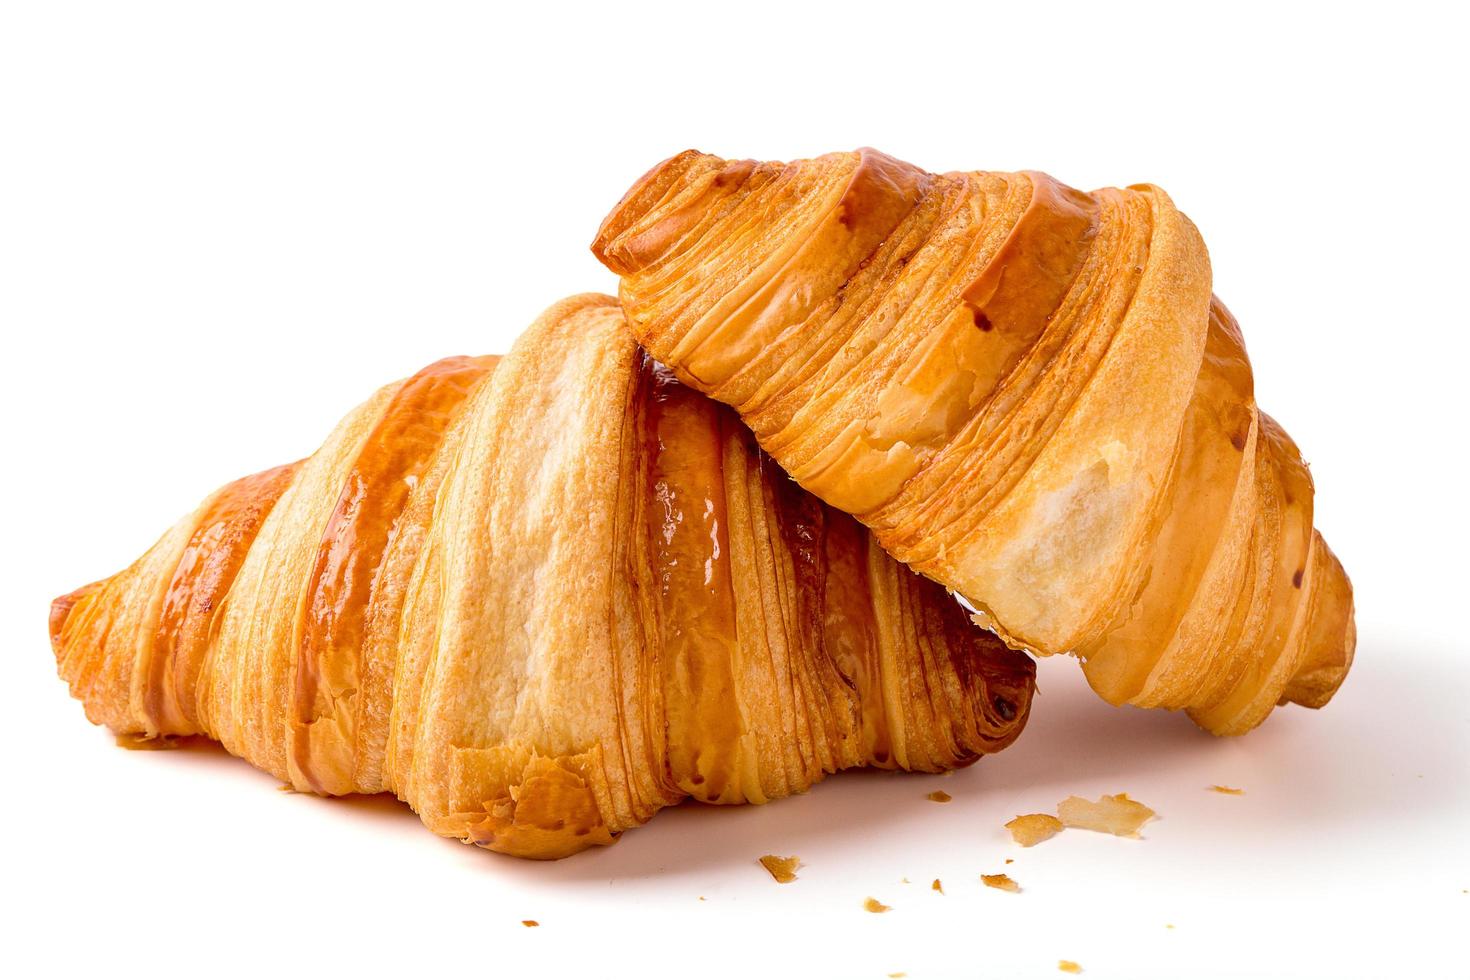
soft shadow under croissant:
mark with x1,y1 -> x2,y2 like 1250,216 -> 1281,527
49,293 -> 1034,859
592,149 -> 1354,735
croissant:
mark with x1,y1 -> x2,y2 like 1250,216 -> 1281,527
592,149 -> 1354,735
49,293 -> 1033,858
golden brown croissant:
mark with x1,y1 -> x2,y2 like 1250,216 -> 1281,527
592,150 -> 1354,735
50,293 -> 1033,858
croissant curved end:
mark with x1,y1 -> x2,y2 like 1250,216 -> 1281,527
591,148 -> 1354,736
50,584 -> 95,656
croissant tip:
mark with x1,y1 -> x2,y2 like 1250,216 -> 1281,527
49,581 -> 100,659
591,148 -> 713,269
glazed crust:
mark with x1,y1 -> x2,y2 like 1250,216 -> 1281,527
592,150 -> 1354,735
49,294 -> 1034,858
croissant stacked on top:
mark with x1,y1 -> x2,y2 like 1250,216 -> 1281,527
50,294 -> 1034,858
593,148 -> 1354,735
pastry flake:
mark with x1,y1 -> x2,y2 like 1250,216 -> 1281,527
982,873 -> 1021,893
864,897 -> 892,913
1006,813 -> 1064,846
759,854 -> 801,884
1057,793 -> 1156,838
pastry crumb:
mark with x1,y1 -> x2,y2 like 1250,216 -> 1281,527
521,920 -> 539,928
931,878 -> 943,894
1057,793 -> 1156,838
888,974 -> 907,978
900,877 -> 911,884
864,897 -> 891,913
759,854 -> 801,883
928,790 -> 953,803
277,783 -> 298,793
1006,812 -> 1064,846
1058,960 -> 1082,973
1166,923 -> 1175,929
982,873 -> 1020,893
1005,858 -> 1014,864
1209,785 -> 1244,795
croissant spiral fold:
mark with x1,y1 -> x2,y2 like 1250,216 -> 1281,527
49,294 -> 1034,858
592,149 -> 1354,735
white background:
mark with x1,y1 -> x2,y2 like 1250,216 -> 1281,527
3,2 -> 1466,977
